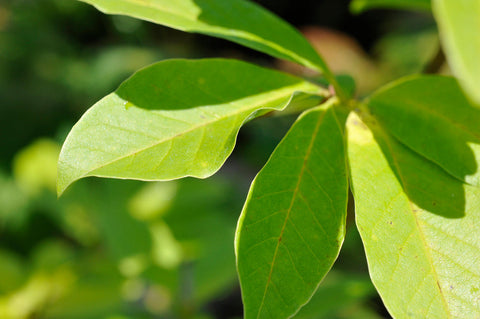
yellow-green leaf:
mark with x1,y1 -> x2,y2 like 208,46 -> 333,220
57,59 -> 326,195
78,0 -> 329,73
347,112 -> 480,318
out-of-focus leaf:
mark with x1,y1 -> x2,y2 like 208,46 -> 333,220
58,59 -> 326,195
367,75 -> 480,186
300,27 -> 382,94
0,268 -> 76,319
150,221 -> 183,269
347,112 -> 480,318
433,0 -> 480,106
13,139 -> 60,196
163,177 -> 242,304
236,104 -> 348,319
64,46 -> 161,98
93,181 -> 153,262
44,274 -> 124,319
292,271 -> 378,319
128,182 -> 178,221
0,250 -> 26,293
77,0 -> 329,73
0,172 -> 29,228
350,0 -> 431,13
374,28 -> 438,79
32,240 -> 75,271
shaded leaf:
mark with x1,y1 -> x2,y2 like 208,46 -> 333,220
58,59 -> 326,195
162,177 -> 243,305
347,112 -> 480,318
235,104 -> 348,319
78,0 -> 329,73
367,75 -> 480,186
433,0 -> 480,106
350,0 -> 430,13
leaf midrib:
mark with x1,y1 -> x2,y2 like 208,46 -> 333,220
381,130 -> 452,318
87,85 -> 318,177
83,0 -> 195,23
256,109 -> 327,319
82,0 -> 322,71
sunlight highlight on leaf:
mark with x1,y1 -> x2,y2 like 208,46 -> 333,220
347,112 -> 480,318
77,0 -> 329,73
57,59 -> 326,195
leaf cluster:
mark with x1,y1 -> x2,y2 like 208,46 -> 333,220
58,0 -> 480,318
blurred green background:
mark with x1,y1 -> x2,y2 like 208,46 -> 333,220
0,0 -> 440,318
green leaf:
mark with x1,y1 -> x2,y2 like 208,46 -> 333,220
350,0 -> 430,13
433,0 -> 480,106
57,59 -> 326,195
347,112 -> 480,318
77,0 -> 329,73
235,103 -> 348,319
366,75 -> 480,187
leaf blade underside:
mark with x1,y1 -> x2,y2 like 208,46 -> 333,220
236,104 -> 349,319
347,112 -> 480,318
57,59 -> 326,195
77,0 -> 329,73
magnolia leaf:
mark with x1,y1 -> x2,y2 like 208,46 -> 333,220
367,75 -> 480,187
236,103 -> 348,319
57,59 -> 326,195
433,0 -> 480,106
350,0 -> 430,13
347,112 -> 480,318
78,0 -> 329,73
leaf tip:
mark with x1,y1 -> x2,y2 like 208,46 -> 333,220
56,156 -> 79,197
56,168 -> 70,198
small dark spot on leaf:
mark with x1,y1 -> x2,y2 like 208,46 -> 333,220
432,201 -> 437,206
278,236 -> 282,243
450,285 -> 454,290
388,221 -> 393,225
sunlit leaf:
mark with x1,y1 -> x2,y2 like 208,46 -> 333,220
77,0 -> 329,73
58,59 -> 326,195
347,112 -> 480,318
13,139 -> 60,196
433,0 -> 480,106
367,75 -> 480,186
350,0 -> 430,13
236,103 -> 348,319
